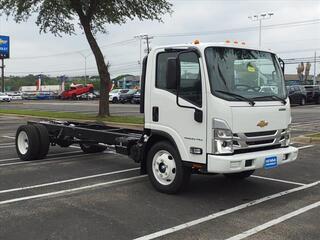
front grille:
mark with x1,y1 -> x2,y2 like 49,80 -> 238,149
233,129 -> 285,150
246,139 -> 274,145
245,130 -> 277,137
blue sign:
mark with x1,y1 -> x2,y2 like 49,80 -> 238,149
0,35 -> 10,59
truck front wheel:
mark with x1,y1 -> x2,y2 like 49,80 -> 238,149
224,170 -> 255,179
147,141 -> 191,194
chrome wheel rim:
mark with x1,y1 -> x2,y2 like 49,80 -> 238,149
152,150 -> 176,186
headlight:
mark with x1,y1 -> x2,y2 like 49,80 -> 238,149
281,125 -> 291,147
213,128 -> 234,154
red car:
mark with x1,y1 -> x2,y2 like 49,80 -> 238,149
61,83 -> 94,100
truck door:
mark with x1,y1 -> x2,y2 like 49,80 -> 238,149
147,50 -> 207,164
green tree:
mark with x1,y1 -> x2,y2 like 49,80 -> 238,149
0,0 -> 172,116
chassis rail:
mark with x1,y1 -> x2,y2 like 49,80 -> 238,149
28,120 -> 143,158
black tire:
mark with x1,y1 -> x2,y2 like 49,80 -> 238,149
112,97 -> 118,104
33,124 -> 50,159
72,94 -> 77,100
147,141 -> 191,194
80,143 -> 107,153
300,97 -> 306,106
315,96 -> 320,104
15,125 -> 40,161
224,170 -> 255,179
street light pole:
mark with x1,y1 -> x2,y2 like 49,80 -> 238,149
248,12 -> 274,48
79,52 -> 92,85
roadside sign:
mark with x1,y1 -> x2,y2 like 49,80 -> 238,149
0,35 -> 10,59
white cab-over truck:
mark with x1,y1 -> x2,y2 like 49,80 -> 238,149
15,41 -> 298,193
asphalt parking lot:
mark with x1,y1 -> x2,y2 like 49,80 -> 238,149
0,105 -> 319,240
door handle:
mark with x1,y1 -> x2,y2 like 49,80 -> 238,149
152,106 -> 159,122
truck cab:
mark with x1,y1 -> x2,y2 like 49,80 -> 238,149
141,41 -> 298,193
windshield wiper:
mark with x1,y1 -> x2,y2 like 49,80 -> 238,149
253,95 -> 287,105
216,90 -> 255,106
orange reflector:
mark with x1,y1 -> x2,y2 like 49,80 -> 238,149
193,39 -> 200,44
192,163 -> 205,169
225,40 -> 231,43
234,41 -> 238,44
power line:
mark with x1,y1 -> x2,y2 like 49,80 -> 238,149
10,39 -> 137,60
152,18 -> 320,38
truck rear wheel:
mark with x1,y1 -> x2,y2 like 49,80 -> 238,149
80,143 -> 107,153
16,125 -> 40,161
224,170 -> 255,179
33,124 -> 50,159
147,141 -> 191,194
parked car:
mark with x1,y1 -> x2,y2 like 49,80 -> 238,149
119,89 -> 138,103
131,90 -> 141,104
286,86 -> 307,105
6,91 -> 23,100
60,83 -> 94,100
77,92 -> 96,100
109,89 -> 129,103
303,85 -> 320,104
0,92 -> 12,102
93,90 -> 100,98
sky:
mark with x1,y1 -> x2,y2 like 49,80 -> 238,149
1,0 -> 320,78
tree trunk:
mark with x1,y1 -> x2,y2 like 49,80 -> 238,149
76,13 -> 110,117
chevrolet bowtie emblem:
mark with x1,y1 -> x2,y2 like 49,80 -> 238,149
257,120 -> 268,128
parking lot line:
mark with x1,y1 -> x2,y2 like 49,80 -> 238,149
0,142 -> 15,146
0,145 -> 15,149
1,135 -> 15,139
297,145 -> 315,150
0,153 -> 94,167
225,200 -> 320,240
0,175 -> 147,206
0,150 -> 82,162
251,175 -> 306,186
133,181 -> 320,240
0,167 -> 140,194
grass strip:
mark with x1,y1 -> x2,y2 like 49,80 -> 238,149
306,133 -> 320,139
0,109 -> 144,125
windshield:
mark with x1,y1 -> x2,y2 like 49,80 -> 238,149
205,47 -> 286,101
127,89 -> 137,94
110,89 -> 120,93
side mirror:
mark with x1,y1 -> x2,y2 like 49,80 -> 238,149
166,57 -> 179,90
278,58 -> 285,74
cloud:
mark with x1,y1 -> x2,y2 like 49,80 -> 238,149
2,0 -> 319,77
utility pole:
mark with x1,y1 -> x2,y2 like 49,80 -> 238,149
314,51 -> 317,85
79,52 -> 92,85
1,59 -> 4,92
248,12 -> 274,48
134,34 -> 153,84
